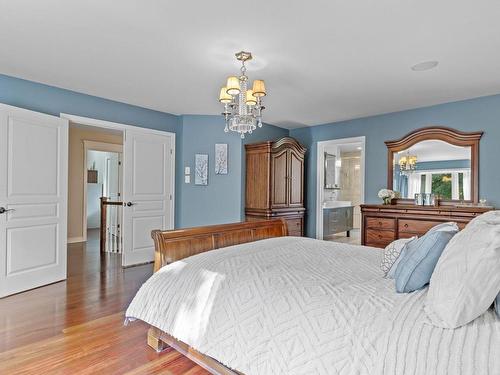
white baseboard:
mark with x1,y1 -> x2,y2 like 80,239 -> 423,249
68,236 -> 85,244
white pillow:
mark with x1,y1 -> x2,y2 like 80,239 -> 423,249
466,210 -> 500,228
425,214 -> 500,328
380,237 -> 416,278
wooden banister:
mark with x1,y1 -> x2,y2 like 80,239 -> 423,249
99,197 -> 123,253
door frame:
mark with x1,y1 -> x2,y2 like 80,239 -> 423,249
82,141 -> 123,242
60,113 -> 176,246
316,136 -> 365,240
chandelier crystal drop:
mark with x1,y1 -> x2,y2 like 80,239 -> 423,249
218,51 -> 266,138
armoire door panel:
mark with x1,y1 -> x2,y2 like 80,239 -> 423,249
245,152 -> 269,209
288,150 -> 304,207
271,150 -> 288,208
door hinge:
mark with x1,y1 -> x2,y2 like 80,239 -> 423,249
118,161 -> 122,166
170,149 -> 173,155
169,194 -> 172,200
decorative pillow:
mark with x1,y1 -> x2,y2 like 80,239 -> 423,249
380,237 -> 416,278
425,214 -> 500,328
394,222 -> 459,293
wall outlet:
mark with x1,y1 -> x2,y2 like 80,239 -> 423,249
184,166 -> 190,175
185,175 -> 191,184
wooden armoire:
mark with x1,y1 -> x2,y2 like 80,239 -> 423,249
245,137 -> 306,236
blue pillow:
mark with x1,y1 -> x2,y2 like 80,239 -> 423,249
495,293 -> 500,318
394,228 -> 457,293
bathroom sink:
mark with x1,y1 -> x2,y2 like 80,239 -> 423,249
322,201 -> 352,208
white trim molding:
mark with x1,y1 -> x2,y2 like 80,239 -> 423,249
67,237 -> 85,244
316,136 -> 366,240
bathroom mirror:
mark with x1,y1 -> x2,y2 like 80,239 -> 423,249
324,152 -> 338,189
386,127 -> 482,204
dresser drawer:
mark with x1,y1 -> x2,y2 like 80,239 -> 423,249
399,219 -> 447,235
366,217 -> 396,230
365,229 -> 395,247
399,219 -> 467,236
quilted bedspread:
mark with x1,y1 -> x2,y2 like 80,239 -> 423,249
126,237 -> 500,375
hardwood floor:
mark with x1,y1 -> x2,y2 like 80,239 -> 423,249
0,230 -> 208,374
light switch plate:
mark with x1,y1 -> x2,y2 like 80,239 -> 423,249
184,166 -> 190,175
185,175 -> 191,183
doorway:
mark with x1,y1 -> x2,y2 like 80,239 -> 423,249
64,114 -> 176,268
316,137 -> 365,243
86,148 -> 123,254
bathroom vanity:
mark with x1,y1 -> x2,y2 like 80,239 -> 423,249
323,201 -> 354,239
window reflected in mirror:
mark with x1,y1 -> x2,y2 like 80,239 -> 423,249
393,140 -> 471,200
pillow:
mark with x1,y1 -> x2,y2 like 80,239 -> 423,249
380,237 -> 416,278
394,222 -> 459,293
425,215 -> 500,328
495,293 -> 500,318
466,210 -> 500,228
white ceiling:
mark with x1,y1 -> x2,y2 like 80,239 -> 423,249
397,140 -> 470,162
1,1 -> 500,129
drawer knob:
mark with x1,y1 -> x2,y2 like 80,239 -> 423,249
378,221 -> 382,226
404,224 -> 409,228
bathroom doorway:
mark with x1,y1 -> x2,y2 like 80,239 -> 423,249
316,137 -> 365,243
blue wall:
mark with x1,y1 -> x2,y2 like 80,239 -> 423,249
0,75 -> 180,132
0,74 -> 288,229
178,115 -> 243,227
0,74 -> 187,226
178,115 -> 288,228
4,74 -> 500,237
290,94 -> 500,237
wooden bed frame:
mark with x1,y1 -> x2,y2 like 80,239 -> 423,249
147,218 -> 288,375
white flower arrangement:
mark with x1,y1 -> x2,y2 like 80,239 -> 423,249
378,189 -> 396,204
378,189 -> 396,199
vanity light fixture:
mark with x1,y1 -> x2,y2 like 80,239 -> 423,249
218,51 -> 266,138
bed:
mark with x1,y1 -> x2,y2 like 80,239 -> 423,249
125,219 -> 500,375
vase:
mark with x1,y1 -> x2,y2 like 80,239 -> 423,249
383,197 -> 392,205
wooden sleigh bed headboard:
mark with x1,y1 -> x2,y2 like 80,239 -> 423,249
151,218 -> 288,272
148,219 -> 288,374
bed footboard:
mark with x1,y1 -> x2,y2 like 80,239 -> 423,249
151,218 -> 288,272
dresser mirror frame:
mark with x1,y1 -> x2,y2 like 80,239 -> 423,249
385,126 -> 483,205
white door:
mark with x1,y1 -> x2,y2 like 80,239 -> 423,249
122,130 -> 174,267
0,104 -> 68,298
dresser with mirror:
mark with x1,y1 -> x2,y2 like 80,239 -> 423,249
361,127 -> 492,248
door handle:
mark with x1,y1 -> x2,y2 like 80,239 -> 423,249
125,202 -> 134,207
0,207 -> 14,214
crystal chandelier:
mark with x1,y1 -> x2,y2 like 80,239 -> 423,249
398,152 -> 418,176
218,51 -> 266,138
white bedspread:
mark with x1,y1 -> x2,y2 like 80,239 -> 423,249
126,237 -> 500,375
